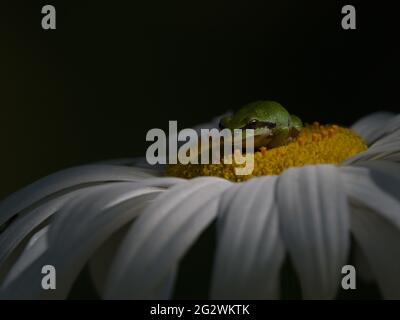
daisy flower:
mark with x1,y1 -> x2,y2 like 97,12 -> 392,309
0,111 -> 399,300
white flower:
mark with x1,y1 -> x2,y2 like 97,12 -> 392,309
0,112 -> 399,300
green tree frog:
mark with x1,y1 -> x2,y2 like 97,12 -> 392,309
219,100 -> 303,149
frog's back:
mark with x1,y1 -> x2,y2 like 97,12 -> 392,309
237,100 -> 290,126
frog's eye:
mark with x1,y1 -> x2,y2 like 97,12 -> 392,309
244,120 -> 276,130
244,119 -> 259,129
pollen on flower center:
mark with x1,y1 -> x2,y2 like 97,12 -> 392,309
166,123 -> 368,182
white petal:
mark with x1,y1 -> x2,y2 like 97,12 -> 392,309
342,114 -> 400,165
210,176 -> 285,299
0,177 -> 182,278
347,160 -> 400,201
350,205 -> 400,298
0,182 -> 164,299
352,241 -> 374,283
368,113 -> 400,144
90,224 -> 179,300
351,111 -> 395,145
103,177 -> 232,299
340,165 -> 400,228
368,128 -> 400,159
343,138 -> 400,165
47,177 -> 181,240
0,184 -> 110,275
277,165 -> 350,299
0,164 -> 160,228
371,118 -> 400,147
95,157 -> 166,172
2,226 -> 49,287
341,162 -> 400,297
88,224 -> 132,295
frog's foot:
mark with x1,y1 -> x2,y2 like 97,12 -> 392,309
253,134 -> 274,149
288,127 -> 301,142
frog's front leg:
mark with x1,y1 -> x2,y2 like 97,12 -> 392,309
288,114 -> 303,141
267,127 -> 291,148
290,114 -> 303,132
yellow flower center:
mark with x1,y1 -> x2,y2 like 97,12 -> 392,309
166,123 -> 367,182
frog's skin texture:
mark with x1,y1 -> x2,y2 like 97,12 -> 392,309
219,100 -> 303,149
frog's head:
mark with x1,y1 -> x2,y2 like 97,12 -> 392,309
219,101 -> 291,147
219,100 -> 291,139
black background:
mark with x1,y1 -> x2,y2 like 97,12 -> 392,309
1,0 -> 399,199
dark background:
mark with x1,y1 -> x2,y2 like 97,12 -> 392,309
0,0 -> 398,199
